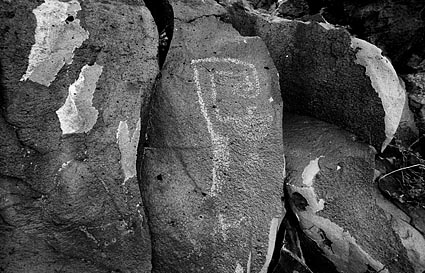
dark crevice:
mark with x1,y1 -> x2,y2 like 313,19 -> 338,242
267,174 -> 340,273
268,175 -> 312,273
136,72 -> 163,272
143,0 -> 174,68
0,100 -> 43,157
136,0 -> 176,255
0,173 -> 43,197
0,64 -> 44,155
267,188 -> 288,272
185,13 -> 225,24
305,1 -> 425,74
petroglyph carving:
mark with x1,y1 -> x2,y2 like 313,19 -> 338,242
191,57 -> 273,197
218,213 -> 246,242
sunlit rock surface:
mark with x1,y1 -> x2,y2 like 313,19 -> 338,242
141,2 -> 285,272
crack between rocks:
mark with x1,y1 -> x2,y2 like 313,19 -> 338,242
267,175 -> 305,272
183,13 -> 224,24
0,172 -> 43,197
137,1 -> 175,271
267,173 -> 341,273
0,110 -> 45,155
143,0 -> 174,68
44,241 -> 119,273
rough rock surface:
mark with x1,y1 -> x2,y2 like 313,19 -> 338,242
0,0 -> 158,272
320,0 -> 425,74
244,0 -> 425,74
283,114 -> 425,273
141,7 -> 285,272
224,3 -> 416,152
404,72 -> 425,134
171,0 -> 226,22
272,0 -> 310,19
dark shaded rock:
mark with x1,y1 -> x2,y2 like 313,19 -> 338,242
320,0 -> 425,74
378,174 -> 425,237
273,0 -> 310,19
171,0 -> 226,22
141,9 -> 285,273
268,202 -> 316,273
144,0 -> 174,67
249,0 -> 425,74
283,113 -> 425,273
0,0 -> 158,272
224,3 -> 415,152
403,72 -> 425,134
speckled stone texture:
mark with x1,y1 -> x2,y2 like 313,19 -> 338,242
141,8 -> 285,273
0,0 -> 158,272
322,0 -> 425,74
404,72 -> 425,134
283,114 -> 424,273
224,4 -> 411,151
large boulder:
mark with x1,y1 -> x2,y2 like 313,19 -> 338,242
141,4 -> 285,272
0,0 -> 158,272
283,114 -> 425,273
223,3 -> 416,152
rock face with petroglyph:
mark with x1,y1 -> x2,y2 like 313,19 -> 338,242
225,4 -> 416,152
141,12 -> 285,273
0,0 -> 158,272
283,114 -> 425,273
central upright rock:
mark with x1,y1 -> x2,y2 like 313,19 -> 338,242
141,4 -> 285,272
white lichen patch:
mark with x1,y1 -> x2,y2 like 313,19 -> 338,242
302,157 -> 323,187
351,38 -> 406,152
58,160 -> 73,172
116,119 -> 141,184
318,20 -> 335,30
56,63 -> 103,134
21,0 -> 89,86
291,157 -> 325,213
235,263 -> 244,273
259,217 -> 279,273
